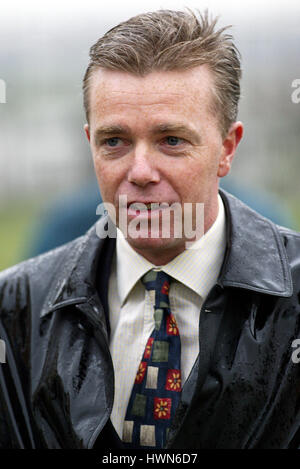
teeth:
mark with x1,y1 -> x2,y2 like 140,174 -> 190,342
130,202 -> 155,210
130,203 -> 146,210
129,202 -> 170,211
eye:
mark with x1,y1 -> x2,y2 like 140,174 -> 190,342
105,137 -> 122,147
165,136 -> 184,146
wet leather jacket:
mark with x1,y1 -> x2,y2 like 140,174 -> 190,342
1,189 -> 300,449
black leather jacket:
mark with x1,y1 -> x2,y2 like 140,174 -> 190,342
1,190 -> 300,449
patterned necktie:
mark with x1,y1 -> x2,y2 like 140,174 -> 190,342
122,270 -> 182,449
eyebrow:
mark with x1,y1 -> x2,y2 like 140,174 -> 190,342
93,125 -> 130,146
151,123 -> 201,144
93,122 -> 201,146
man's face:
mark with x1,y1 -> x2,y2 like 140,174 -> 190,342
85,66 -> 242,264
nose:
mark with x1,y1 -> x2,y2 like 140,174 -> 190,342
127,144 -> 160,187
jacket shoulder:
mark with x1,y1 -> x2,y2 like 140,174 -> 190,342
1,236 -> 83,280
0,236 -> 84,310
277,224 -> 300,239
277,224 -> 300,250
276,224 -> 300,276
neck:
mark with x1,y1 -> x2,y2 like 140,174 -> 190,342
132,243 -> 187,266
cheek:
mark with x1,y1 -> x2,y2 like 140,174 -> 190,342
92,159 -> 114,197
93,157 -> 128,202
92,149 -> 109,175
171,158 -> 219,201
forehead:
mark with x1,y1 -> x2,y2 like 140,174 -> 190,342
88,66 -> 215,124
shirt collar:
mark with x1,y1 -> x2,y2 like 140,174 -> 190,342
116,194 -> 226,305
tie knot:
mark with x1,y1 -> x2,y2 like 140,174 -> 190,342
141,270 -> 171,299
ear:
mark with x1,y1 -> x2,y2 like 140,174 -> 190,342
84,123 -> 91,142
218,121 -> 243,178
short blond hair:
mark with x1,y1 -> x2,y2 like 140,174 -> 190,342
83,9 -> 241,137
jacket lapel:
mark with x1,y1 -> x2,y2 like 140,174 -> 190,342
219,189 -> 293,297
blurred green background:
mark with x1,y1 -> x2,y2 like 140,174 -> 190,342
0,201 -> 40,269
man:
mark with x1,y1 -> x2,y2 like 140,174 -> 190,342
0,9 -> 300,449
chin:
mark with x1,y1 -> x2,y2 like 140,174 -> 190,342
126,234 -> 186,263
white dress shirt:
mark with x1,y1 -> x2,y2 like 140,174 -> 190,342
108,194 -> 226,438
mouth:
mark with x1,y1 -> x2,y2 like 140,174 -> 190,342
128,202 -> 169,211
125,201 -> 172,217
116,199 -> 185,238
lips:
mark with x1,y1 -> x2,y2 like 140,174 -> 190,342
127,201 -> 170,210
125,201 -> 171,219
129,202 -> 153,210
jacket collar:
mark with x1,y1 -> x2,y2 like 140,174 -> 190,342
40,215 -> 116,318
218,189 -> 293,296
41,189 -> 293,317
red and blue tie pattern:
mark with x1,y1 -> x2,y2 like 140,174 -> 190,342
122,270 -> 182,449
